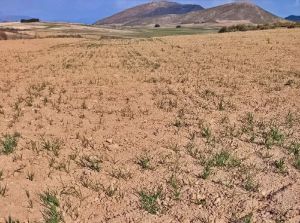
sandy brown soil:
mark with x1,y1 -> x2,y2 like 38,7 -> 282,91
0,29 -> 300,223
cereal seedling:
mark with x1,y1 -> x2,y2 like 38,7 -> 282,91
137,155 -> 152,170
0,183 -> 7,197
1,134 -> 19,155
27,172 -> 35,181
40,191 -> 63,223
78,155 -> 101,172
139,187 -> 163,214
5,216 -> 20,223
274,159 -> 286,173
243,175 -> 258,192
41,138 -> 62,157
201,164 -> 212,179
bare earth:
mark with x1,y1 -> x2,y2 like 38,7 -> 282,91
0,29 -> 299,223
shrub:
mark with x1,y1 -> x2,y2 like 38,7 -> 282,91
219,26 -> 228,33
154,24 -> 160,28
20,18 -> 40,23
0,31 -> 7,40
219,22 -> 300,33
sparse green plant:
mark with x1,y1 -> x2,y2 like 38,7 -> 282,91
173,118 -> 186,128
218,99 -> 225,111
201,164 -> 212,179
137,155 -> 152,170
78,155 -> 101,172
139,187 -> 163,214
41,138 -> 62,157
243,175 -> 259,192
0,183 -> 7,197
167,143 -> 180,153
110,168 -> 132,180
167,174 -> 181,200
289,142 -> 300,157
40,191 -> 63,223
1,133 -> 19,155
188,131 -> 196,141
274,159 -> 286,173
193,198 -> 206,206
285,111 -> 294,127
201,126 -> 211,138
12,101 -> 23,120
5,216 -> 20,223
240,213 -> 253,223
246,112 -> 254,125
201,125 -> 212,142
104,185 -> 118,197
186,142 -> 201,159
285,79 -> 294,86
294,157 -> 300,170
79,135 -> 90,148
0,106 -> 4,115
24,96 -> 33,107
80,176 -> 101,192
242,112 -> 254,133
53,160 -> 70,173
69,153 -> 77,161
27,172 -> 35,181
43,97 -> 48,105
25,190 -> 33,208
157,97 -> 177,112
213,151 -> 241,167
81,101 -> 87,109
48,157 -> 56,168
12,154 -> 23,162
264,127 -> 284,149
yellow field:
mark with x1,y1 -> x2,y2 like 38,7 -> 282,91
0,29 -> 299,222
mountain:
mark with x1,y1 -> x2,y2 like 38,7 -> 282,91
285,15 -> 300,22
96,1 -> 283,26
0,15 -> 32,22
95,1 -> 204,25
178,2 -> 283,24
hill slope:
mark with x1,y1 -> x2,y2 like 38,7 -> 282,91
179,2 -> 282,24
95,1 -> 203,25
285,15 -> 300,22
96,2 -> 283,26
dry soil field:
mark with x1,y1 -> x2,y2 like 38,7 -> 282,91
0,29 -> 300,223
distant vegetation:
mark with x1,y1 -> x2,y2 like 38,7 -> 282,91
21,18 -> 40,23
0,31 -> 7,40
219,22 -> 300,33
285,15 -> 300,22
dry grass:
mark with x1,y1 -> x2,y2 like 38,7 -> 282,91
0,29 -> 299,222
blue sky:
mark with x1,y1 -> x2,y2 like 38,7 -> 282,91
0,0 -> 299,24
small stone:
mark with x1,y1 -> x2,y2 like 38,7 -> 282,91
261,190 -> 268,197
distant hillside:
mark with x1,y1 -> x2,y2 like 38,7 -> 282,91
285,15 -> 300,22
95,1 -> 204,25
179,2 -> 283,25
96,1 -> 283,26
